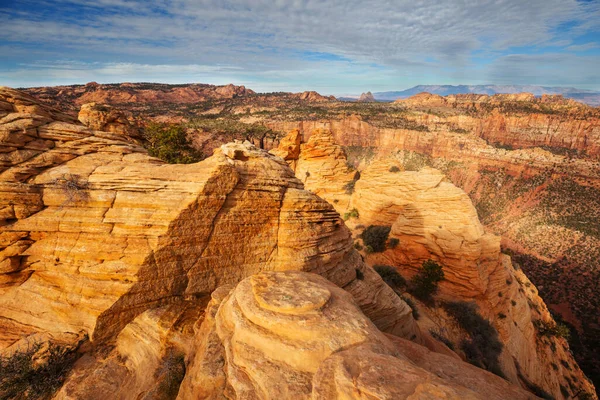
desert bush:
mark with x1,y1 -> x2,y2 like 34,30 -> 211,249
50,174 -> 89,203
389,165 -> 401,173
343,208 -> 359,220
374,265 -> 406,289
0,341 -> 80,399
388,238 -> 400,248
361,225 -> 391,253
143,123 -> 203,164
408,260 -> 444,301
442,301 -> 504,378
534,320 -> 571,340
152,349 -> 186,399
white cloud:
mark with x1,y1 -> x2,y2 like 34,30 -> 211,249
1,0 -> 599,90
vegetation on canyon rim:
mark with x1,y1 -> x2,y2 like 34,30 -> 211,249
0,342 -> 80,399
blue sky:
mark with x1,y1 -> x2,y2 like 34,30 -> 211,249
0,0 -> 599,95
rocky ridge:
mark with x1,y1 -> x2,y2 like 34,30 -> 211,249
1,87 -> 530,399
272,128 -> 597,399
21,82 -> 255,111
358,91 -> 376,102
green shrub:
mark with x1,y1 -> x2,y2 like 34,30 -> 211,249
361,225 -> 391,253
442,301 -> 505,378
0,341 -> 81,399
143,123 -> 203,164
343,208 -> 359,220
408,260 -> 444,301
389,165 -> 401,173
374,265 -> 406,288
533,320 -> 571,340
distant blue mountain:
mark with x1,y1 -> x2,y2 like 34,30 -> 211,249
363,85 -> 600,106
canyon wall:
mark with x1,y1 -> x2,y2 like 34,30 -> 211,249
272,129 -> 597,399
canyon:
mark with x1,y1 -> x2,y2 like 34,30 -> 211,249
3,83 -> 599,399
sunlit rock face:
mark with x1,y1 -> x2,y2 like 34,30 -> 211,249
179,271 -> 537,400
0,87 -> 419,349
273,127 -> 597,399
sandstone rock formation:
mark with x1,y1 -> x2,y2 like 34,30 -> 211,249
22,82 -> 255,110
358,91 -> 375,102
0,87 -> 448,381
0,88 -> 420,351
263,96 -> 600,389
179,271 -> 537,399
272,129 -> 356,212
1,86 -> 596,399
274,128 -> 596,399
78,102 -> 141,138
297,90 -> 336,102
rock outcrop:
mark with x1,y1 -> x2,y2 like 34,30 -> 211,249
273,129 -> 356,211
297,91 -> 336,102
1,87 -> 596,399
358,91 -> 376,102
22,82 -> 255,110
78,102 -> 141,138
180,271 -> 537,399
275,128 -> 596,399
0,87 -> 422,351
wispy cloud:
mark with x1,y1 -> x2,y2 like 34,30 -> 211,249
1,0 -> 599,91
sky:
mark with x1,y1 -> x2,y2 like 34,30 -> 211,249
0,0 -> 599,95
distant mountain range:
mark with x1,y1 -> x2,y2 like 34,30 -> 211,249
340,85 -> 600,106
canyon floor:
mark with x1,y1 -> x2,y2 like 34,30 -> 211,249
2,83 -> 599,399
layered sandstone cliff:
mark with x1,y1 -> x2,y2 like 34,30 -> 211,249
272,128 -> 597,399
179,271 -> 537,399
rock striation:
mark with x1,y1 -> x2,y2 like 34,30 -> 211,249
273,128 -> 356,211
179,271 -> 537,399
0,86 -> 421,350
275,128 -> 597,399
78,102 -> 141,139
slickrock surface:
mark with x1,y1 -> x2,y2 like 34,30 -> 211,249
77,102 -> 141,139
265,102 -> 600,390
54,300 -> 205,400
273,129 -> 356,212
180,271 -> 537,400
0,87 -> 420,350
352,161 -> 498,298
277,128 -> 596,399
